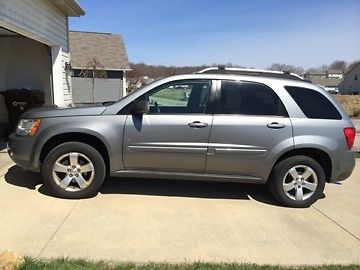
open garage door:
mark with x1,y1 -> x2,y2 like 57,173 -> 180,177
0,27 -> 52,138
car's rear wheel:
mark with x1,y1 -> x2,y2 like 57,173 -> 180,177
42,142 -> 106,199
268,155 -> 326,208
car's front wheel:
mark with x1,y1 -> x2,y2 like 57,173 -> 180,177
268,155 -> 326,208
42,142 -> 106,199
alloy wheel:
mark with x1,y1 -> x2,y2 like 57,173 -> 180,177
282,165 -> 318,201
52,152 -> 95,192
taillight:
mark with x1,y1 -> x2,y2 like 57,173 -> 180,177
343,127 -> 356,150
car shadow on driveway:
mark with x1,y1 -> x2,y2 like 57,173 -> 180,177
4,165 -> 42,190
4,165 -> 283,206
100,177 -> 281,206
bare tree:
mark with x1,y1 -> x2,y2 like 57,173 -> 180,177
268,63 -> 304,75
306,67 -> 322,73
346,60 -> 360,71
126,68 -> 143,93
80,58 -> 107,103
329,60 -> 347,72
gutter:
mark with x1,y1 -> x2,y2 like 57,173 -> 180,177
66,0 -> 85,16
50,0 -> 85,17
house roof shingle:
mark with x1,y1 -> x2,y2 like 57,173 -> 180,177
327,69 -> 343,74
306,72 -> 326,76
310,77 -> 343,87
69,31 -> 130,70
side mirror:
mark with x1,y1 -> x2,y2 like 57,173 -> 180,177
132,100 -> 149,115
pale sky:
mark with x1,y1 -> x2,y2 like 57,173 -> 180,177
71,0 -> 360,69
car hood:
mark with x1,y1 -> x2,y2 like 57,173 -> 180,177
20,105 -> 107,119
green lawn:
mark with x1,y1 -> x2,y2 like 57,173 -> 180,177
17,258 -> 360,270
152,88 -> 189,102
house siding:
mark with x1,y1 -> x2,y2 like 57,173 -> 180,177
72,78 -> 124,103
0,0 -> 68,50
339,64 -> 360,95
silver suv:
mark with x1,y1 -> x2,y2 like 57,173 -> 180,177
7,67 -> 356,207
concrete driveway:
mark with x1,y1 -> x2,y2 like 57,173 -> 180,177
0,152 -> 359,265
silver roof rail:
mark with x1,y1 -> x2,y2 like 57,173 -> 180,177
197,66 -> 304,81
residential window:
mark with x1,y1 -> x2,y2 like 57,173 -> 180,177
220,81 -> 288,117
355,74 -> 358,81
285,86 -> 342,120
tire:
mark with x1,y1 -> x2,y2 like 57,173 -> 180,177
268,155 -> 326,208
41,142 -> 106,199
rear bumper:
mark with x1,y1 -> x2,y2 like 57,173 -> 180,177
7,133 -> 40,172
330,150 -> 355,182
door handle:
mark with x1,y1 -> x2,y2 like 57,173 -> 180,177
188,121 -> 208,128
267,122 -> 286,129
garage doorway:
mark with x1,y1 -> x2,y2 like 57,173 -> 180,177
0,27 -> 52,139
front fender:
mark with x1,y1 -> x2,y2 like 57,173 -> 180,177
31,115 -> 126,171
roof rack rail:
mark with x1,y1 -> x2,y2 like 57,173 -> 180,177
197,66 -> 304,81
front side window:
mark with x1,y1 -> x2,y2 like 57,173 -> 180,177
220,81 -> 288,116
145,80 -> 211,114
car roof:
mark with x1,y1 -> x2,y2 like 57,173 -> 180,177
197,67 -> 304,81
151,73 -> 320,90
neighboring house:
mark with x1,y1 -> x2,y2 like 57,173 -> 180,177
304,72 -> 326,79
0,0 -> 84,137
339,63 -> 360,95
304,70 -> 343,93
69,31 -> 130,103
326,70 -> 343,79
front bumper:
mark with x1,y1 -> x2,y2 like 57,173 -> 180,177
7,133 -> 40,172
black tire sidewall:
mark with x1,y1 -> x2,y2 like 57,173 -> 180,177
42,142 -> 106,199
269,156 -> 326,208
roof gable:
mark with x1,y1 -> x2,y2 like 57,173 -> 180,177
69,31 -> 130,70
345,62 -> 360,75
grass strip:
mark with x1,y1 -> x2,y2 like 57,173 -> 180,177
17,257 -> 360,270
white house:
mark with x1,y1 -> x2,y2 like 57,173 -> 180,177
326,70 -> 343,79
0,0 -> 84,136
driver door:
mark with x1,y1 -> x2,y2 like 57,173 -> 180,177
123,79 -> 214,173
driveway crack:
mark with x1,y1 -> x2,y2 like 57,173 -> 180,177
37,200 -> 79,258
311,205 -> 360,242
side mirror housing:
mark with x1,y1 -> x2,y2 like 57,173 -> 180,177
132,100 -> 149,115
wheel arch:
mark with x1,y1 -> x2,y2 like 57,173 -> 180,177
273,148 -> 332,182
39,132 -> 110,174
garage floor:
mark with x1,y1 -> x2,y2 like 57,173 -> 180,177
0,154 -> 359,265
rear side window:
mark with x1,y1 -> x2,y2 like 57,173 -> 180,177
285,86 -> 342,120
220,81 -> 288,116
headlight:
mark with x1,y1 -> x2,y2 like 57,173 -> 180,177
16,119 -> 42,136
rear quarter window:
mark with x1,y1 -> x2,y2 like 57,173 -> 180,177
285,86 -> 342,120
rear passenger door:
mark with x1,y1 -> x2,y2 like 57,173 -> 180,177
205,80 -> 294,180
